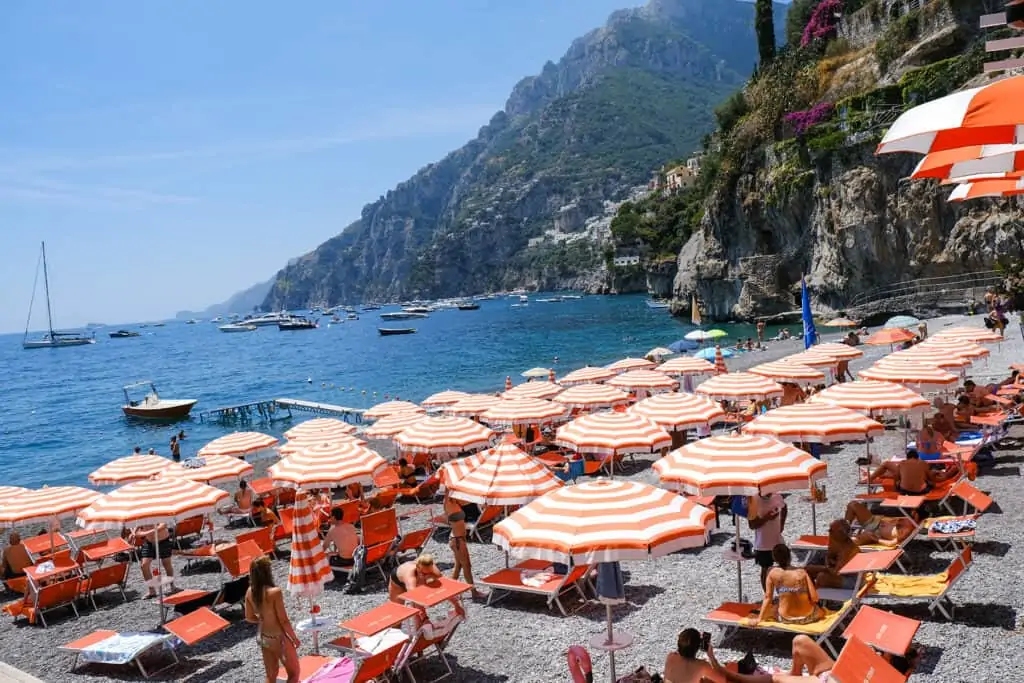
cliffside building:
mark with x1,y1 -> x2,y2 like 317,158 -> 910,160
665,164 -> 696,192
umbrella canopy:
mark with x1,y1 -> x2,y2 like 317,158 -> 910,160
283,418 -> 358,441
521,367 -> 553,379
198,432 -> 279,458
492,479 -> 714,564
278,432 -> 367,456
685,329 -> 727,341
502,381 -> 564,400
808,380 -> 930,417
910,143 -> 1024,180
558,366 -> 617,386
364,400 -> 421,419
948,177 -> 1024,201
659,357 -> 717,377
555,412 -> 672,456
667,339 -> 700,353
782,350 -> 840,368
695,373 -> 784,401
916,337 -> 990,359
653,434 -> 827,496
932,327 -> 1003,343
876,75 -> 1024,155
645,347 -> 675,360
888,348 -> 972,371
444,394 -> 503,418
89,454 -> 170,486
77,478 -> 228,529
813,342 -> 864,360
823,317 -> 858,327
479,398 -> 568,428
864,328 -> 916,346
393,416 -> 495,455
438,439 -> 563,507
742,404 -> 884,444
713,346 -> 728,375
553,384 -> 631,411
629,393 -> 726,432
859,360 -> 958,392
607,369 -> 679,393
161,454 -> 255,486
694,347 -> 734,360
884,315 -> 921,330
748,361 -> 826,387
287,494 -> 332,598
0,487 -> 28,504
0,486 -> 102,528
606,357 -> 657,373
421,390 -> 471,408
361,411 -> 427,439
269,442 -> 388,490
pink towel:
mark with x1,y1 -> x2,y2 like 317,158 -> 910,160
306,657 -> 356,683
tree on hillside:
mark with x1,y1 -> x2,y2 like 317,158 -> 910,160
755,0 -> 776,65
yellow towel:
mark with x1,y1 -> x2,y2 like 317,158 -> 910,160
866,571 -> 948,597
754,601 -> 849,635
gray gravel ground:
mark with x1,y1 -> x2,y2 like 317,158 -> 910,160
1,314 -> 1020,682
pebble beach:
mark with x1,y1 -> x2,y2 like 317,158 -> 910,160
0,313 -> 1020,682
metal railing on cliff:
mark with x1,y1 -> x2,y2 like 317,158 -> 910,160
846,270 -> 1003,315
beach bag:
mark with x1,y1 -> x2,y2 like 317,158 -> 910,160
616,667 -> 657,683
730,495 -> 749,518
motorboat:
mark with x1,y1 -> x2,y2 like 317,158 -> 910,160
361,304 -> 382,311
457,301 -> 480,311
381,311 -> 428,320
402,306 -> 433,314
109,330 -> 141,338
22,242 -> 96,349
562,294 -> 582,300
122,381 -> 197,420
279,317 -> 318,330
243,311 -> 292,327
185,319 -> 199,324
518,295 -> 529,303
346,313 -> 359,320
219,323 -> 257,333
536,297 -> 564,303
210,316 -> 223,323
378,327 -> 417,336
646,299 -> 670,310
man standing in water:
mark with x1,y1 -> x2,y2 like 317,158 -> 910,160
756,319 -> 766,348
169,434 -> 181,461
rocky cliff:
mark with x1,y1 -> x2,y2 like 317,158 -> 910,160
260,0 -> 788,310
671,0 -> 1024,321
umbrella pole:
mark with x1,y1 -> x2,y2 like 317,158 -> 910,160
735,523 -> 743,601
48,515 -> 56,558
606,603 -> 617,683
309,597 -> 321,654
155,531 -> 166,625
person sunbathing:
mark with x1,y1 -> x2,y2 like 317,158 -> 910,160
742,544 -> 821,626
397,458 -> 418,486
844,501 -> 916,547
954,395 -> 977,429
870,449 -> 947,495
218,480 -> 253,516
930,408 -> 958,442
962,380 -> 993,408
804,521 -> 858,590
914,419 -> 944,461
664,628 -> 723,683
1,532 -> 31,579
388,553 -> 465,622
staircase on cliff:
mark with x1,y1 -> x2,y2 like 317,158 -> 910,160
845,270 -> 1003,320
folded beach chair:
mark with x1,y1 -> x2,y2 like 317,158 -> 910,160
60,606 -> 229,678
480,560 -> 591,616
358,508 -> 400,583
80,561 -> 130,609
172,515 -> 208,549
160,539 -> 262,619
237,525 -> 277,559
862,546 -> 973,620
467,505 -> 507,542
829,634 -> 910,683
396,525 -> 434,561
22,534 -> 70,563
396,610 -> 466,682
273,506 -> 297,549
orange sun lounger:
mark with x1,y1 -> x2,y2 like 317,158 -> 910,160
480,560 -> 591,616
863,546 -> 973,621
829,634 -> 911,683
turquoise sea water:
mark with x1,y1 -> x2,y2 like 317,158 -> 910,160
0,294 -> 769,488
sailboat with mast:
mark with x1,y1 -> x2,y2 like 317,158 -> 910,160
23,242 -> 95,349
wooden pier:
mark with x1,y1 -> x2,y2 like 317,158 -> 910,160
199,398 -> 365,425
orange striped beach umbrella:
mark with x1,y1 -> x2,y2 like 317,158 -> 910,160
606,357 -> 657,374
812,342 -> 864,360
89,454 -> 170,486
629,393 -> 726,432
947,177 -> 1024,201
502,380 -> 564,400
782,350 -> 841,368
658,357 -> 717,377
287,493 -> 332,600
809,380 -> 930,417
364,400 -> 421,419
695,373 -> 784,402
748,361 -> 826,387
917,337 -> 990,359
439,438 -> 563,507
864,328 -> 916,346
361,411 -> 426,439
283,418 -> 358,441
492,479 -> 714,564
269,442 -> 388,490
393,416 -> 495,456
558,366 -> 617,386
444,394 -> 503,418
552,384 -> 631,411
161,454 -> 255,487
479,398 -> 568,428
278,432 -> 366,456
421,390 -> 471,408
859,360 -> 958,393
910,143 -> 1024,181
742,404 -> 884,444
0,487 -> 28,505
555,411 -> 672,457
933,327 -> 1003,343
888,348 -> 972,371
198,431 -> 279,458
713,346 -> 728,374
607,369 -> 679,394
0,486 -> 102,528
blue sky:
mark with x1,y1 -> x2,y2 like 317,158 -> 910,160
1,0 -> 639,332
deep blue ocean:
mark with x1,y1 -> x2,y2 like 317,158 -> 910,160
0,294 -> 770,488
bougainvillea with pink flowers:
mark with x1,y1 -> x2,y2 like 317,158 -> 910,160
783,102 -> 835,135
802,0 -> 843,47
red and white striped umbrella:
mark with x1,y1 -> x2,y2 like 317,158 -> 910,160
782,350 -> 840,369
161,454 -> 255,487
713,346 -> 728,375
947,177 -> 1024,201
864,328 -> 916,346
0,487 -> 28,505
932,327 -> 1003,343
917,337 -> 990,359
0,487 -> 102,528
502,381 -> 564,400
479,398 -> 568,428
748,361 -> 826,387
629,393 -> 726,432
361,411 -> 426,439
812,342 -> 864,360
910,143 -> 1024,181
283,418 -> 358,441
393,416 -> 495,456
279,432 -> 367,456
77,478 -> 229,529
89,454 -> 171,486
493,479 -> 714,564
269,442 -> 388,490
555,411 -> 672,456
198,432 -> 279,458
552,384 -> 631,411
287,494 -> 332,598
888,348 -> 972,371
558,366 -> 617,386
607,369 -> 679,393
421,390 -> 471,408
695,373 -> 784,401
859,360 -> 958,392
364,400 -> 421,419
444,394 -> 503,418
742,404 -> 884,444
438,439 -> 563,507
654,434 -> 827,496
606,357 -> 657,374
809,380 -> 930,417
658,357 -> 717,377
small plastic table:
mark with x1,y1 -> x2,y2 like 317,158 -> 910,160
401,577 -> 473,608
297,614 -> 335,655
338,602 -> 419,636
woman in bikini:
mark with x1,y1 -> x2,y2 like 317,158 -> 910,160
244,556 -> 299,683
388,553 -> 443,604
916,418 -> 943,461
742,544 -> 820,626
445,492 -> 485,599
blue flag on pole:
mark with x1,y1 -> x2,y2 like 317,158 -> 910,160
802,276 -> 817,349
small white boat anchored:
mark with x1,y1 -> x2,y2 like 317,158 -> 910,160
645,299 -> 670,310
219,323 -> 257,333
122,381 -> 197,420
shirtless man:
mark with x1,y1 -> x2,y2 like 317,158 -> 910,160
962,380 -> 993,408
131,523 -> 176,597
322,508 -> 358,570
804,520 -> 859,589
871,449 -> 947,495
219,480 -> 253,516
954,396 -> 977,429
1,532 -> 31,579
663,628 -> 723,683
844,501 -> 916,548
